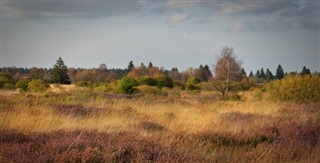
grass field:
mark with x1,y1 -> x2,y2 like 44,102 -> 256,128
1,87 -> 319,162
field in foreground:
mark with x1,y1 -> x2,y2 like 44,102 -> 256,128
1,89 -> 320,162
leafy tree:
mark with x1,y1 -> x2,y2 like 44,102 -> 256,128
275,64 -> 284,79
50,57 -> 71,84
117,76 -> 137,94
213,47 -> 242,99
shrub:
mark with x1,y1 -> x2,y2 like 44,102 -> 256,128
266,75 -> 320,103
138,76 -> 157,86
16,79 -> 30,92
155,75 -> 173,88
27,79 -> 50,93
117,76 -> 138,94
136,85 -> 163,95
185,77 -> 201,90
94,84 -> 113,93
0,75 -> 13,89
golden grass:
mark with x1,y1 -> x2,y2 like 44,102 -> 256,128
1,89 -> 319,162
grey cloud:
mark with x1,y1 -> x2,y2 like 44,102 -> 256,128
3,1 -> 144,19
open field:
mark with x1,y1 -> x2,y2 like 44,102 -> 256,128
1,88 -> 320,162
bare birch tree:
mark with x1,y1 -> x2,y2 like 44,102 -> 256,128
213,47 -> 242,99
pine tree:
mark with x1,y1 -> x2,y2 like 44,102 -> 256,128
148,62 -> 153,68
249,71 -> 254,78
50,57 -> 71,84
260,68 -> 266,79
300,66 -> 311,75
241,68 -> 247,76
275,64 -> 284,79
255,70 -> 261,79
204,65 -> 212,79
265,68 -> 274,82
127,61 -> 134,71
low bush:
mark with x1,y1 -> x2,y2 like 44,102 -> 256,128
185,77 -> 201,90
266,75 -> 320,103
138,76 -> 157,86
27,79 -> 50,93
16,79 -> 30,92
117,76 -> 138,94
155,75 -> 173,88
136,85 -> 163,96
0,74 -> 13,89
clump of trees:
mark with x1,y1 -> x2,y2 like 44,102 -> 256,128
27,79 -> 50,93
266,75 -> 320,103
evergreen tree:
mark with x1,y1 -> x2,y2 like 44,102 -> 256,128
275,64 -> 284,79
260,68 -> 266,79
127,61 -> 134,71
204,65 -> 212,79
300,66 -> 311,75
148,62 -> 153,68
50,57 -> 71,84
255,70 -> 261,78
241,68 -> 247,76
248,71 -> 254,78
265,68 -> 274,82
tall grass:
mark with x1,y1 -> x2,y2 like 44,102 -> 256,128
1,90 -> 319,162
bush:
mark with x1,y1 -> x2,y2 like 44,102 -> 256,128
155,75 -> 173,88
185,77 -> 201,90
94,85 -> 113,93
27,79 -> 50,93
136,85 -> 164,96
16,79 -> 30,92
0,75 -> 13,89
117,76 -> 137,94
138,76 -> 157,86
266,75 -> 320,103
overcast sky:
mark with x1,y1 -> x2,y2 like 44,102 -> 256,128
1,0 -> 319,73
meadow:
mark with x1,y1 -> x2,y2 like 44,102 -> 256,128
1,85 -> 319,162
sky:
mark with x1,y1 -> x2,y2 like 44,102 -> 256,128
1,0 -> 319,73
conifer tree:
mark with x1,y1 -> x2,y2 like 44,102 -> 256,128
50,57 -> 71,84
249,71 -> 254,78
265,68 -> 274,82
127,61 -> 134,71
275,64 -> 284,79
260,68 -> 266,79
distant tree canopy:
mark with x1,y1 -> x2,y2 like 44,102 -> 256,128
213,47 -> 242,99
50,57 -> 71,84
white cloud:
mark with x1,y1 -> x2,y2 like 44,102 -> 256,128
167,13 -> 189,23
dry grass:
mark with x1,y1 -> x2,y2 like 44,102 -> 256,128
1,89 -> 320,162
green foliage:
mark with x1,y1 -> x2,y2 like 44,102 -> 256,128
266,75 -> 320,103
27,79 -> 50,93
16,79 -> 30,92
136,85 -> 164,95
0,75 -> 13,89
275,64 -> 284,79
138,76 -> 157,86
186,77 -> 201,90
155,75 -> 173,88
50,57 -> 71,84
117,76 -> 138,94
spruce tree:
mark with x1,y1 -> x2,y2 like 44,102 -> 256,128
275,64 -> 284,79
50,57 -> 71,84
127,61 -> 134,71
148,62 -> 153,68
249,71 -> 254,78
265,68 -> 274,82
255,70 -> 261,78
260,68 -> 266,79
